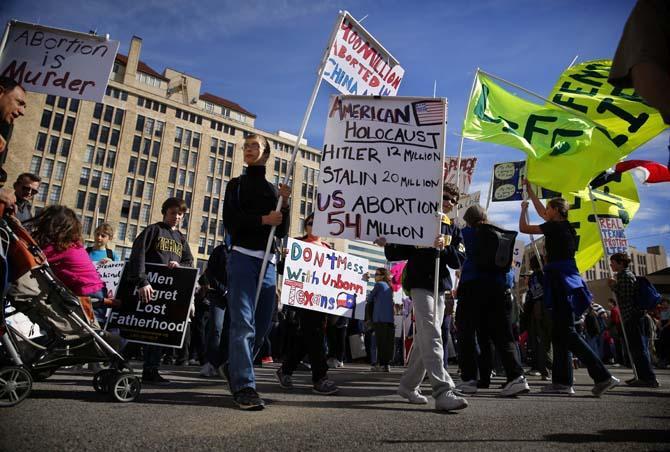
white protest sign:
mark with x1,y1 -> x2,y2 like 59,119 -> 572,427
280,238 -> 368,320
0,21 -> 119,101
95,260 -> 126,298
598,217 -> 629,258
449,191 -> 481,227
322,11 -> 404,96
444,156 -> 477,194
314,95 -> 446,246
512,239 -> 525,283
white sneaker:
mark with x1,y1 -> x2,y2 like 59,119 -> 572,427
435,390 -> 468,411
336,360 -> 344,368
500,375 -> 531,397
397,386 -> 428,404
199,363 -> 218,378
591,376 -> 620,397
456,379 -> 478,395
327,358 -> 339,369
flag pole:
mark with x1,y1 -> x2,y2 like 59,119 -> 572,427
454,68 -> 480,222
252,11 -> 345,309
587,187 -> 638,380
434,99 -> 448,315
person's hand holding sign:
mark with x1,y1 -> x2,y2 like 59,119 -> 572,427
138,284 -> 154,303
167,260 -> 180,269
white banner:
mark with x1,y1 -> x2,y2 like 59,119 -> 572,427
0,21 -> 119,101
96,260 -> 126,298
280,239 -> 368,319
444,156 -> 477,194
449,191 -> 481,227
314,95 -> 446,246
322,12 -> 404,96
598,217 -> 629,258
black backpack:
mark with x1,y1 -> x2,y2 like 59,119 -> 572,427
473,223 -> 518,272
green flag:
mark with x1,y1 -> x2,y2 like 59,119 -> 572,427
462,72 -> 636,194
549,60 -> 667,155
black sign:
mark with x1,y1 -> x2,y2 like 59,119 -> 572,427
108,263 -> 198,348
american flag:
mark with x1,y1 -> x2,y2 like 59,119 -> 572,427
413,100 -> 445,126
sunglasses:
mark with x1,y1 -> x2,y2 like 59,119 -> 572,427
21,186 -> 39,195
442,195 -> 457,204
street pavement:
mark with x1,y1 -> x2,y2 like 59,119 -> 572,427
2,362 -> 669,451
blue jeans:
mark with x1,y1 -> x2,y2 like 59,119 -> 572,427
549,277 -> 610,386
206,301 -> 229,368
227,251 -> 277,393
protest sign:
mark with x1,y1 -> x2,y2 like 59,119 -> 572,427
444,156 -> 477,193
108,263 -> 198,348
0,21 -> 119,101
322,12 -> 404,96
449,191 -> 480,227
512,239 -> 525,283
490,161 -> 560,202
95,260 -> 125,298
280,238 -> 368,320
597,217 -> 629,258
314,95 -> 446,246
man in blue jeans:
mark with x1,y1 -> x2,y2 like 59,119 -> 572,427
222,134 -> 290,410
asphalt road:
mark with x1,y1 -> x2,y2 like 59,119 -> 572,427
2,363 -> 669,451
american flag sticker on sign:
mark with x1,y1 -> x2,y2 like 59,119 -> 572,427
412,100 -> 445,126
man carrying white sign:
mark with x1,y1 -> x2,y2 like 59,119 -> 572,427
376,182 -> 468,412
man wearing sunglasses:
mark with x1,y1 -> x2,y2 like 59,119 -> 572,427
12,173 -> 41,224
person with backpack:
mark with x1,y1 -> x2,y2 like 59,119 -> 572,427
455,205 -> 530,397
222,133 -> 291,410
520,179 -> 618,397
86,223 -> 120,264
377,182 -> 468,412
608,252 -> 659,388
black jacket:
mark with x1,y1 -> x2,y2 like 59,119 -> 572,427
384,219 -> 465,292
127,222 -> 194,288
222,165 -> 289,253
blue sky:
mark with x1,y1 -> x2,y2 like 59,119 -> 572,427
2,0 -> 668,260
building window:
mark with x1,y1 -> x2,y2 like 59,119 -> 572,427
117,222 -> 127,241
124,178 -> 134,196
49,185 -> 61,204
82,216 -> 93,235
114,109 -> 124,125
76,190 -> 86,209
128,156 -> 137,173
48,136 -> 59,154
99,195 -> 108,214
80,167 -> 90,185
54,161 -> 66,181
102,172 -> 113,190
86,193 -> 97,211
127,224 -> 137,242
106,150 -> 117,169
64,116 -> 75,135
60,139 -> 71,157
136,115 -> 145,132
91,170 -> 101,188
40,110 -> 52,128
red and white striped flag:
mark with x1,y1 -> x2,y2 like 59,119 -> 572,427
412,100 -> 445,126
615,160 -> 670,184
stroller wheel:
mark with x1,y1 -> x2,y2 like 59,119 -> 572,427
109,373 -> 141,403
93,369 -> 116,393
0,366 -> 33,407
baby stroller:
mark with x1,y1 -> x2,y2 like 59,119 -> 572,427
0,211 -> 141,406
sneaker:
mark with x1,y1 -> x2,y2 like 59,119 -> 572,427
142,368 -> 170,385
313,378 -> 339,395
625,378 -> 660,388
591,376 -> 620,397
336,360 -> 344,368
435,390 -> 468,411
541,384 -> 575,395
456,380 -> 478,395
525,369 -> 541,377
199,363 -> 219,378
541,374 -> 550,381
382,365 -> 391,373
276,368 -> 293,390
397,386 -> 428,404
327,358 -> 339,369
500,375 -> 531,397
261,356 -> 273,364
233,387 -> 265,410
297,361 -> 311,371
